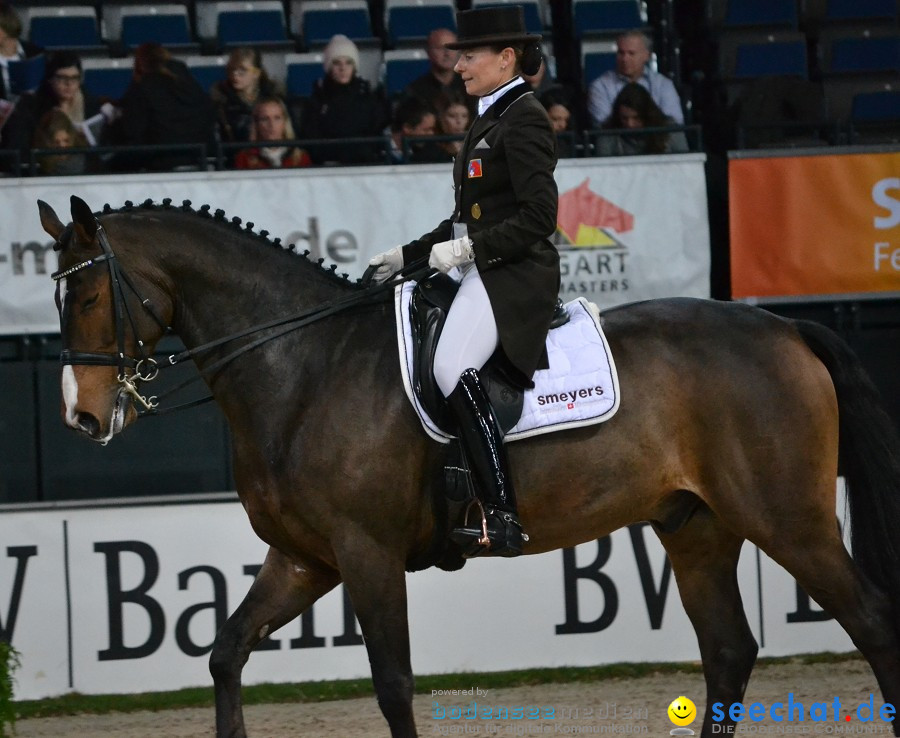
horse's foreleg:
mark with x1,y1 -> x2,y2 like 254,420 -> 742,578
658,504 -> 757,738
335,538 -> 418,738
209,546 -> 340,738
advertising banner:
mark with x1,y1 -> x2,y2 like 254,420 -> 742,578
0,494 -> 851,700
730,149 -> 900,302
0,155 -> 709,335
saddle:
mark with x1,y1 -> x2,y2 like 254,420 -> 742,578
409,272 -> 569,435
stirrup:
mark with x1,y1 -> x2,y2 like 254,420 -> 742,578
449,500 -> 528,558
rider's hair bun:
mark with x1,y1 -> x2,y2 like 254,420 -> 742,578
521,42 -> 543,77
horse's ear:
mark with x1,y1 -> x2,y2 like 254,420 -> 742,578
37,200 -> 66,244
70,195 -> 98,244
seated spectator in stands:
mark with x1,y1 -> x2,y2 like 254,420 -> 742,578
301,34 -> 387,165
113,43 -> 215,171
4,51 -> 113,158
597,83 -> 688,156
0,2 -> 42,103
386,95 -> 443,163
434,89 -> 469,158
587,30 -> 683,128
32,108 -> 88,175
540,90 -> 572,134
210,47 -> 282,144
235,96 -> 311,169
402,28 -> 473,117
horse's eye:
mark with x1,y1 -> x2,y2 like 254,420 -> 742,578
81,293 -> 100,311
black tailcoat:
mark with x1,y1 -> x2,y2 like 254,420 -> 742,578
402,82 -> 560,385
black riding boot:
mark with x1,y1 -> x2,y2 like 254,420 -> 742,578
448,368 -> 526,557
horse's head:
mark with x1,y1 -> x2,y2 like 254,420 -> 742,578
39,196 -> 170,443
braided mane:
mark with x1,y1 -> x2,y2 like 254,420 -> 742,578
98,197 -> 365,290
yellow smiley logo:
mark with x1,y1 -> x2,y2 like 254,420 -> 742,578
667,696 -> 697,726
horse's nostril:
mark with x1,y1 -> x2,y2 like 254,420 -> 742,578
75,412 -> 100,438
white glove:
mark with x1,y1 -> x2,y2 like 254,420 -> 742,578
429,237 -> 474,274
100,102 -> 121,122
368,246 -> 404,283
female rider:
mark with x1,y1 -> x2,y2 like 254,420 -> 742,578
370,6 -> 559,558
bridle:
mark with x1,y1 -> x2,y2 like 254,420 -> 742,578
52,223 -> 168,413
51,217 -> 430,416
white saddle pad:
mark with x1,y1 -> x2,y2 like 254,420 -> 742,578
395,281 -> 620,443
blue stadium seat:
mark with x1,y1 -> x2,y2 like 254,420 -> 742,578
849,88 -> 900,142
825,0 -> 897,23
285,52 -> 325,97
734,39 -> 808,77
572,0 -> 644,38
185,55 -> 228,93
851,90 -> 900,121
829,36 -> 900,73
581,39 -> 617,85
383,49 -> 430,96
81,59 -> 133,99
724,0 -> 798,28
26,6 -> 105,51
385,0 -> 456,46
195,2 -> 291,49
471,0 -> 545,34
300,1 -> 373,46
6,55 -> 45,96
120,7 -> 194,50
219,10 -> 288,47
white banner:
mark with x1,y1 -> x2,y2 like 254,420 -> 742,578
0,155 -> 709,335
1,492 -> 850,700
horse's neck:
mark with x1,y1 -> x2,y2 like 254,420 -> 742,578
158,233 -> 341,353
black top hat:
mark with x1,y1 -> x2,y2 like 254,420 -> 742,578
445,6 -> 541,50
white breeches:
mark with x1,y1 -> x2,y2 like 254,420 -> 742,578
434,264 -> 499,398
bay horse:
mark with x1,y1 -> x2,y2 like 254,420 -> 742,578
38,195 -> 900,738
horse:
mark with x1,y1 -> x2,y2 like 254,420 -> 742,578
38,195 -> 900,738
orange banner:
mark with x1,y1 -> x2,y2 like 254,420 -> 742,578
729,150 -> 900,301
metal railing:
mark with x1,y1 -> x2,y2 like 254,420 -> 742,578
13,126 -> 711,178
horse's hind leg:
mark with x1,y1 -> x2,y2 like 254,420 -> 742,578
335,538 -> 418,738
209,546 -> 340,738
658,504 -> 757,738
764,527 -> 900,735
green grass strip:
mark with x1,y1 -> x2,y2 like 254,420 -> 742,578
14,651 -> 864,720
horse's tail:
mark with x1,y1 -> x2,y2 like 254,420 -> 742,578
794,318 -> 900,605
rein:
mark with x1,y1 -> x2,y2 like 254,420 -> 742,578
52,221 -> 430,416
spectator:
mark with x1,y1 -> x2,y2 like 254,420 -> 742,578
0,2 -> 41,103
587,30 -> 683,128
540,90 -> 572,134
597,82 -> 688,156
301,34 -> 386,165
234,96 -> 311,169
113,43 -> 215,171
3,51 -> 111,157
210,47 -> 282,144
402,28 -> 473,117
434,89 -> 469,158
386,95 -> 442,163
32,108 -> 88,175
